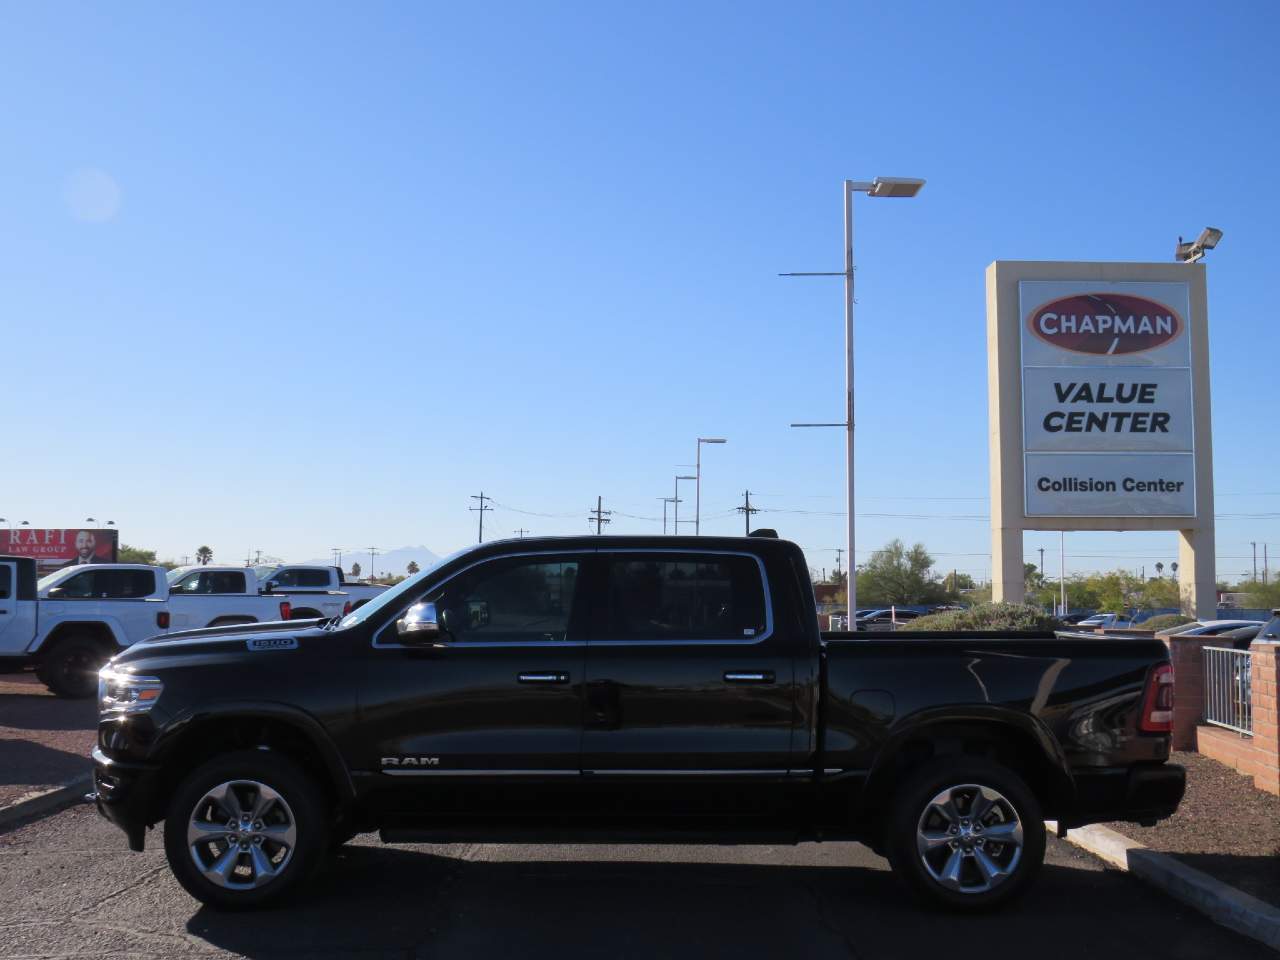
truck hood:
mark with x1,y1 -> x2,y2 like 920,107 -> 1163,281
112,618 -> 327,666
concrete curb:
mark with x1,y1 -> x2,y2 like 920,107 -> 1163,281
0,774 -> 93,831
1050,820 -> 1280,952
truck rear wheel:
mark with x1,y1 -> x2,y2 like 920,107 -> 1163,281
163,750 -> 329,910
36,635 -> 107,699
884,757 -> 1045,911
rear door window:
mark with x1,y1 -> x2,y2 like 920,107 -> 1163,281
96,569 -> 157,598
602,554 -> 766,641
0,565 -> 10,600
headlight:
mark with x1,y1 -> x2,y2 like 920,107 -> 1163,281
98,668 -> 164,715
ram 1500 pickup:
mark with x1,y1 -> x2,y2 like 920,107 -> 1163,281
90,534 -> 1184,911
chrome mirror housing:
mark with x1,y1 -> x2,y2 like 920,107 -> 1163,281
396,601 -> 441,640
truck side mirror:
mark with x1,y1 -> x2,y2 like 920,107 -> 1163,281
47,587 -> 65,600
265,581 -> 279,593
396,602 -> 441,641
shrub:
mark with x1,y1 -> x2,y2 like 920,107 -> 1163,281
900,602 -> 1061,633
1138,613 -> 1195,633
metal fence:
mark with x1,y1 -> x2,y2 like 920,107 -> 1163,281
1202,646 -> 1253,735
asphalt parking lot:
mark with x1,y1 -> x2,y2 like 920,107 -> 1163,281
0,801 -> 1272,960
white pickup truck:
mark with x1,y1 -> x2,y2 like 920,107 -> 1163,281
249,564 -> 387,617
0,558 -> 292,698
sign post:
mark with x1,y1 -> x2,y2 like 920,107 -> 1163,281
986,261 -> 1215,617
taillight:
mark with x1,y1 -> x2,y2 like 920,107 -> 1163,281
343,601 -> 352,616
1139,663 -> 1174,733
156,612 -> 170,629
279,601 -> 292,621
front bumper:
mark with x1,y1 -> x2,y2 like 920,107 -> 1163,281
92,745 -> 161,851
1064,762 -> 1186,828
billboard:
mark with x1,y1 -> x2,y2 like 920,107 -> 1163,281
1019,280 -> 1195,517
2,528 -> 120,574
985,261 -> 1214,616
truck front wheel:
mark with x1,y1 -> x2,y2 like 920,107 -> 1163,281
36,635 -> 108,699
163,750 -> 330,910
884,757 -> 1045,911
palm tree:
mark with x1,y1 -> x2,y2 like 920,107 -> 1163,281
407,561 -> 420,575
195,545 -> 213,566
1155,562 -> 1164,578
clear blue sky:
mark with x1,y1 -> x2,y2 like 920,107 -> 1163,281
3,1 -> 1277,582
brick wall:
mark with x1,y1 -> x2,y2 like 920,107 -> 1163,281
1251,640 -> 1280,795
1161,634 -> 1217,751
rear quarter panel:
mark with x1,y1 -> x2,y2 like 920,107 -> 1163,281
821,635 -> 1170,774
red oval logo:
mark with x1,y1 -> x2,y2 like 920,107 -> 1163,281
1026,293 -> 1183,355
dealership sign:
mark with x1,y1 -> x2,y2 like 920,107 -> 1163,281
1020,280 -> 1195,517
2,528 -> 119,573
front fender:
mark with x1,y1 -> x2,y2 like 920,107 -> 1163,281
154,701 -> 356,803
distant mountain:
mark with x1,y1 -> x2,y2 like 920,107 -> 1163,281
307,545 -> 441,580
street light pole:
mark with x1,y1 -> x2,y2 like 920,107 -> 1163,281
674,475 -> 696,535
695,438 -> 726,536
783,176 -> 923,627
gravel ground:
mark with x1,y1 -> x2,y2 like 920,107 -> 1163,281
0,672 -> 96,808
1107,751 -> 1280,907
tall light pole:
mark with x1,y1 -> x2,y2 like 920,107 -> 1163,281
784,176 -> 924,624
658,496 -> 680,535
674,475 -> 696,535
695,438 -> 726,535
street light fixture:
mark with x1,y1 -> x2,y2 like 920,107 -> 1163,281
658,496 -> 681,535
1175,226 -> 1223,263
695,438 -> 727,536
783,175 -> 925,625
674,475 -> 696,535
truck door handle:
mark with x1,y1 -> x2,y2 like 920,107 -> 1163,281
518,672 -> 569,684
724,671 -> 774,684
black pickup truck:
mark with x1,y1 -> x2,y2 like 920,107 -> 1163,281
91,534 -> 1183,911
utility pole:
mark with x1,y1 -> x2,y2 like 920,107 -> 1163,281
1265,544 -> 1270,585
470,492 -> 493,543
1252,541 -> 1258,581
254,549 -> 262,566
589,496 -> 612,535
514,528 -> 529,538
1058,532 -> 1066,616
736,489 -> 760,535
1038,547 -> 1045,581
367,547 -> 378,581
834,548 -> 844,577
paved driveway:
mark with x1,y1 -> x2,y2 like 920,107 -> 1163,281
0,803 -> 1271,960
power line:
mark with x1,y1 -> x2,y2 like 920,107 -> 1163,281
469,492 -> 493,543
589,495 -> 612,535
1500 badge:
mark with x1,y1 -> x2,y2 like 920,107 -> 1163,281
246,637 -> 298,651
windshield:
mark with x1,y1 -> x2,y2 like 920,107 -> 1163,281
335,547 -> 471,629
165,567 -> 195,584
253,565 -> 279,581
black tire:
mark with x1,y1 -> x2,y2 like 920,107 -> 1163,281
884,757 -> 1045,911
36,635 -> 109,698
163,750 -> 330,910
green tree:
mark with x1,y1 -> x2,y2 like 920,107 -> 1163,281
195,545 -> 213,566
407,561 -> 420,576
118,543 -> 157,565
350,562 -> 362,579
856,539 -> 948,605
941,571 -> 974,593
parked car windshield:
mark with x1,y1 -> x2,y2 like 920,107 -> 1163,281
336,547 -> 471,629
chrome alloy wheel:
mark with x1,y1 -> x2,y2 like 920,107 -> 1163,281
186,780 -> 298,890
915,783 -> 1024,894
